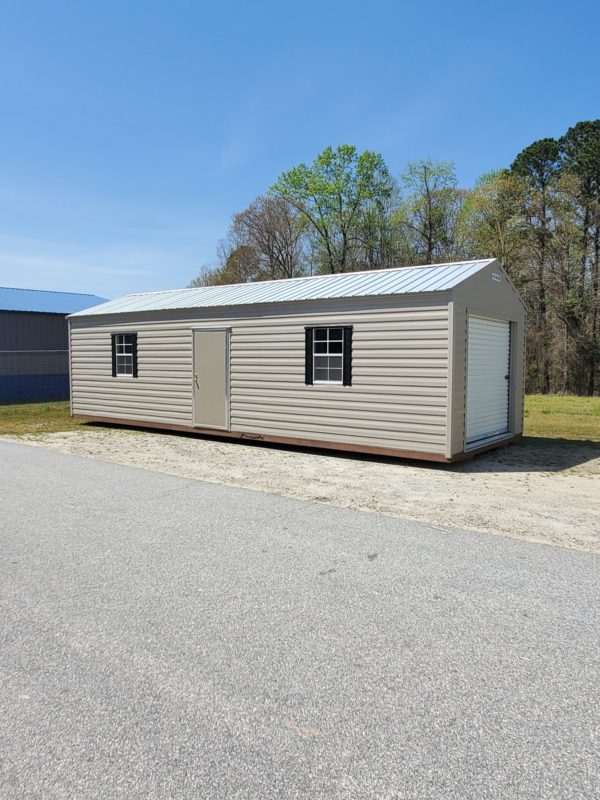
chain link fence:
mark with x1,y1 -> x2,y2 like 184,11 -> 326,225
0,350 -> 70,403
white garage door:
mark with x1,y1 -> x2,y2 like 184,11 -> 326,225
466,316 -> 510,447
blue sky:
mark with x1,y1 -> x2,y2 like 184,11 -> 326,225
0,0 -> 597,299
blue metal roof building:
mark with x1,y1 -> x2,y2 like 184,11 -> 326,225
0,287 -> 107,314
0,287 -> 107,403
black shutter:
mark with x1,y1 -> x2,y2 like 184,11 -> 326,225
305,327 -> 314,385
132,334 -> 138,378
111,334 -> 117,377
342,326 -> 353,386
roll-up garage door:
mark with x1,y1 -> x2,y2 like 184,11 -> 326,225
466,316 -> 510,447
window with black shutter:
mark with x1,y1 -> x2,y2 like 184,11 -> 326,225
305,326 -> 352,386
111,333 -> 138,377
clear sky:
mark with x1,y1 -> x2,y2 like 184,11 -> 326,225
0,0 -> 597,298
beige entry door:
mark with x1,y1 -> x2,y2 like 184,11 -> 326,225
193,328 -> 230,429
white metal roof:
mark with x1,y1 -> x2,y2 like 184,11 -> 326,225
71,259 -> 496,317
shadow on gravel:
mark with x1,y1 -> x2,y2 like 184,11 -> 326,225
455,436 -> 600,474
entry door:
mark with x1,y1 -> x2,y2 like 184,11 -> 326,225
193,329 -> 229,429
466,316 -> 510,447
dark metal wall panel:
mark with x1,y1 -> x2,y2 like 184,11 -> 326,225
0,311 -> 70,402
0,311 -> 68,350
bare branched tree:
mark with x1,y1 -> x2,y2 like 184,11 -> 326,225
188,264 -> 222,287
232,196 -> 307,279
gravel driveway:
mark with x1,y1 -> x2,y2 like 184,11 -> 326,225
1,440 -> 598,799
8,426 -> 600,552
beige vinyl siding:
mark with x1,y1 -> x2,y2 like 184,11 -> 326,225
229,308 -> 448,453
71,326 -> 193,425
70,294 -> 450,455
449,263 -> 526,457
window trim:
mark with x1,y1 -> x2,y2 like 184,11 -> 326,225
111,332 -> 138,378
305,326 -> 352,387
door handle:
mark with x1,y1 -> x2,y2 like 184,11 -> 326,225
194,373 -> 199,388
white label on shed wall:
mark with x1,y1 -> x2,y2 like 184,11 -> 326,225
466,316 -> 510,446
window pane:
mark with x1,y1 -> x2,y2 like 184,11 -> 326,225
314,329 -> 327,341
116,354 -> 132,375
314,341 -> 327,354
314,356 -> 329,368
314,368 -> 329,381
328,328 -> 343,340
329,340 -> 343,353
329,356 -> 343,370
329,369 -> 343,382
116,335 -> 132,355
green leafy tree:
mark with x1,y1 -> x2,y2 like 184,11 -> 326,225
272,145 -> 394,273
461,170 -> 527,279
511,138 -> 562,393
353,187 -> 406,270
395,160 -> 467,264
560,121 -> 600,392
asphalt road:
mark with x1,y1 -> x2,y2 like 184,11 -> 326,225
0,439 -> 598,800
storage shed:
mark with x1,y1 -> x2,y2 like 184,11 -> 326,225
69,259 -> 526,462
0,287 -> 106,402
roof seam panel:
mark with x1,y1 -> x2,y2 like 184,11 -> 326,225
70,260 -> 495,317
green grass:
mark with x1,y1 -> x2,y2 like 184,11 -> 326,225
0,401 -> 84,436
524,395 -> 600,441
1,395 -> 599,442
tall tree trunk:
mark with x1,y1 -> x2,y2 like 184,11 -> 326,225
539,278 -> 551,393
588,228 -> 600,395
580,205 -> 590,300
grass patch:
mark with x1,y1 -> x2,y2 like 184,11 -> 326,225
0,401 -> 84,436
1,394 -> 598,442
524,395 -> 600,441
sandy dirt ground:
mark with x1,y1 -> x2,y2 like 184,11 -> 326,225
5,427 -> 600,553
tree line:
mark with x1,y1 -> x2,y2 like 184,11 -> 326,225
190,120 -> 600,396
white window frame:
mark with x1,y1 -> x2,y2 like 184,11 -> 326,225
115,333 -> 135,377
312,327 -> 344,385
